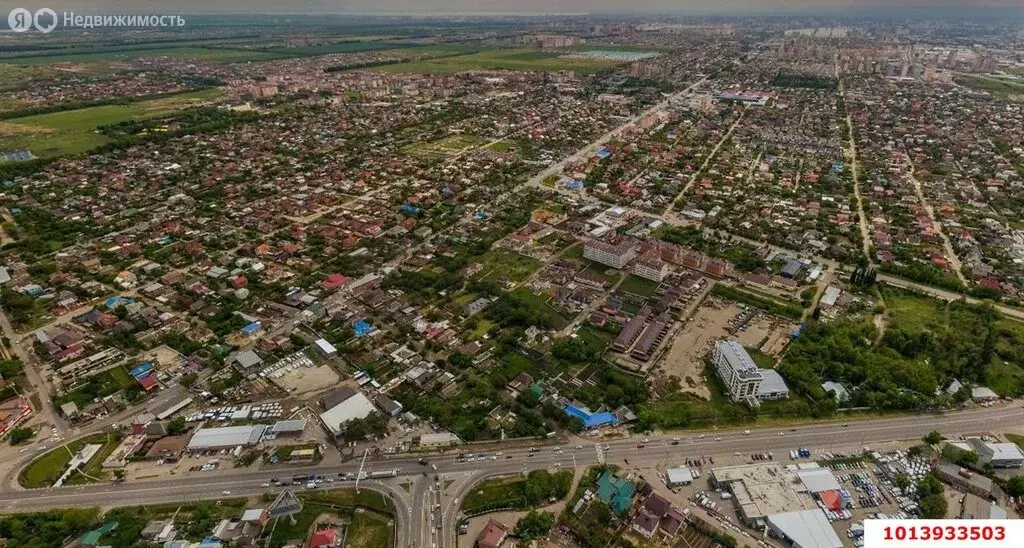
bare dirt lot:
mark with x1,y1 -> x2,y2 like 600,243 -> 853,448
735,315 -> 796,358
657,299 -> 741,400
276,364 -> 341,396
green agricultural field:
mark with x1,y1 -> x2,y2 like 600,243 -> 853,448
3,47 -> 288,67
371,48 -> 621,75
0,88 -> 222,158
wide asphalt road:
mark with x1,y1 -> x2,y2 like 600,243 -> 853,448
2,404 -> 1022,548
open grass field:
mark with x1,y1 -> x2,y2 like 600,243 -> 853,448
370,47 -> 622,75
64,433 -> 123,486
402,134 -> 491,159
883,288 -> 1024,396
476,250 -> 542,285
882,289 -> 946,333
508,287 -> 569,329
461,469 -> 573,514
19,432 -> 110,488
619,274 -> 661,298
954,75 -> 1024,96
0,63 -> 58,92
1006,433 -> 1024,450
266,489 -> 394,548
563,43 -> 670,53
55,364 -> 145,408
0,88 -> 222,158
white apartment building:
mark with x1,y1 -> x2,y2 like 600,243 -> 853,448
712,340 -> 788,406
584,237 -> 637,269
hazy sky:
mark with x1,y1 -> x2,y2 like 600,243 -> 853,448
2,0 -> 1020,15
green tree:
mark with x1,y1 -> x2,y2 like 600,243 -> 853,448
894,473 -> 910,490
940,445 -> 978,467
179,372 -> 199,388
919,494 -> 948,519
1004,476 -> 1024,498
0,359 -> 23,379
167,416 -> 187,435
924,431 -> 944,445
7,427 -> 33,445
514,510 -> 554,542
338,412 -> 390,442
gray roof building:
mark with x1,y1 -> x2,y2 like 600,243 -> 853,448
187,424 -> 267,450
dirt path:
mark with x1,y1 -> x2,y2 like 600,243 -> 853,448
902,152 -> 968,286
668,106 -> 748,214
837,72 -> 873,267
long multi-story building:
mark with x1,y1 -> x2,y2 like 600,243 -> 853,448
584,236 -> 637,269
633,252 -> 669,282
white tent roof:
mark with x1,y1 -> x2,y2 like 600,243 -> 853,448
797,468 -> 841,493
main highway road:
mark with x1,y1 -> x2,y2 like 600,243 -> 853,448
2,404 -> 1023,547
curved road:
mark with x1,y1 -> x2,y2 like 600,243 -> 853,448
2,404 -> 1023,547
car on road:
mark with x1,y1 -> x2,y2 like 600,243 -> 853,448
714,437 -> 722,441
841,423 -> 849,427
222,490 -> 231,495
778,432 -> 784,436
261,482 -> 270,487
743,430 -> 751,435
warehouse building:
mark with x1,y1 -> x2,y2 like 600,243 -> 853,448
186,424 -> 268,451
767,509 -> 843,548
967,438 -> 1024,468
319,387 -> 377,435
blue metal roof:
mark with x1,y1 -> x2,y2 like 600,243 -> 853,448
105,296 -> 135,309
354,321 -> 375,337
564,404 -> 617,428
